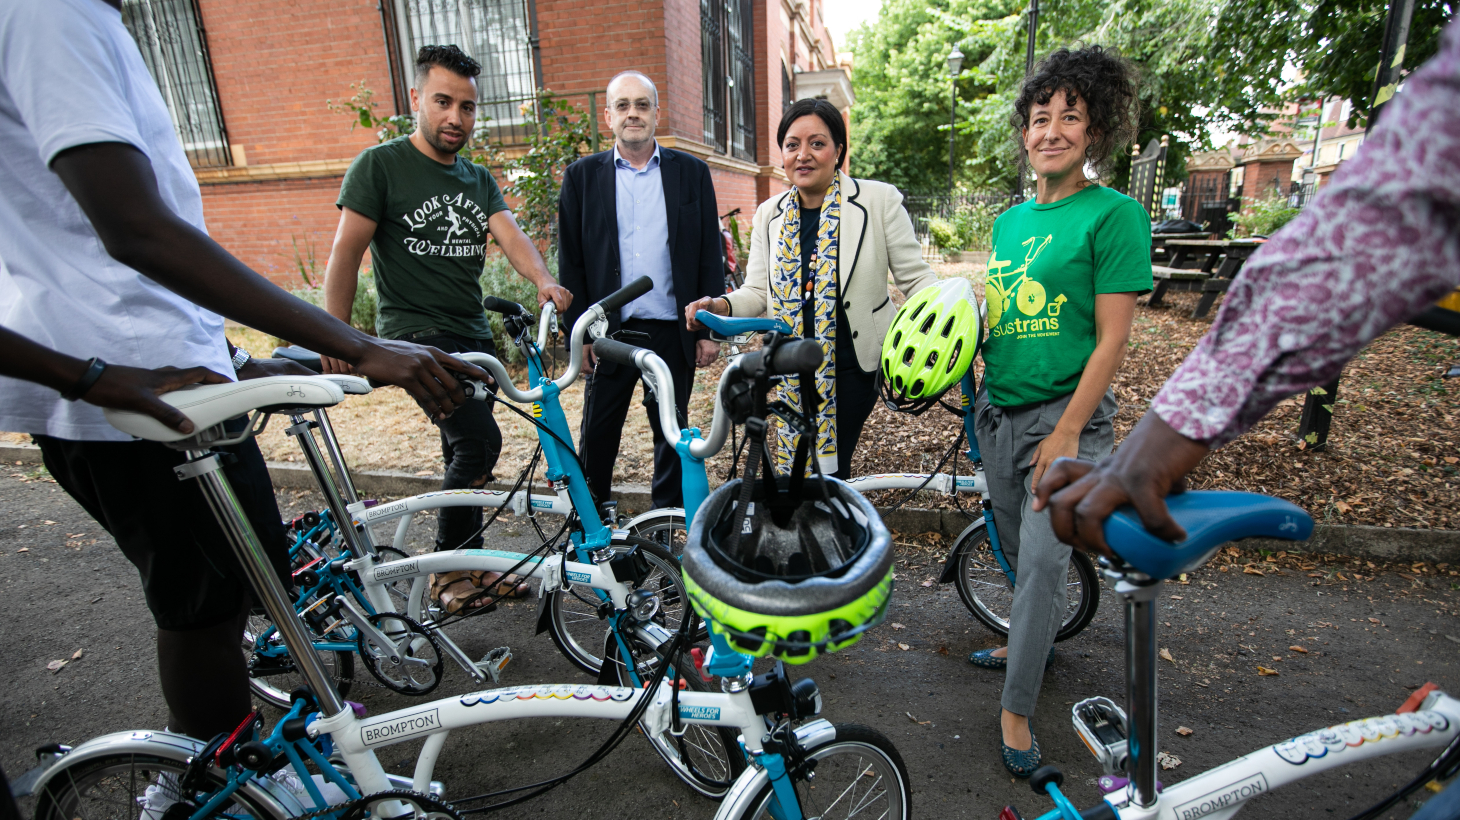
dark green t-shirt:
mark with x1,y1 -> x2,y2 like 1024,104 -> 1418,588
337,136 -> 508,340
980,185 -> 1152,407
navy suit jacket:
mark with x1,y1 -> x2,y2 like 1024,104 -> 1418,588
557,146 -> 722,372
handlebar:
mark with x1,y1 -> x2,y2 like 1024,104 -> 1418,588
740,338 -> 823,376
480,295 -> 525,316
590,338 -> 643,368
453,276 -> 656,404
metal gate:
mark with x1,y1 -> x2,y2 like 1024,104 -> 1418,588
1179,171 -> 1235,237
1127,137 -> 1167,217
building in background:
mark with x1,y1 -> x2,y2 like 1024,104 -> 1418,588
121,0 -> 851,283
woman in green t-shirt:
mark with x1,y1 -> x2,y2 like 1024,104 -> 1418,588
967,45 -> 1152,777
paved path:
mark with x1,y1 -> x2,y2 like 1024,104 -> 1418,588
3,471 -> 1458,818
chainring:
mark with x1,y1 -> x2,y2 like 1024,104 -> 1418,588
357,612 -> 445,695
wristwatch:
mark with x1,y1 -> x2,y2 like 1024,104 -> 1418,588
230,346 -> 252,373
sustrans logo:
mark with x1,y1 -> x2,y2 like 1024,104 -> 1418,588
375,559 -> 419,581
360,708 -> 440,746
1173,773 -> 1268,819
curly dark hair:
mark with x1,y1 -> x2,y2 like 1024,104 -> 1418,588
414,45 -> 482,89
1010,45 -> 1139,179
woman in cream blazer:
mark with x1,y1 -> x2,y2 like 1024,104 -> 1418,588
686,99 -> 937,478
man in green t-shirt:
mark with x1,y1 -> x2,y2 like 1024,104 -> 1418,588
322,44 -> 570,612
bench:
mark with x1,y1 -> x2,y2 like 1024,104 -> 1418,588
1145,265 -> 1209,308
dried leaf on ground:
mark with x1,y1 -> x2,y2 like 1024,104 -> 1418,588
1175,726 -> 1194,737
1289,645 -> 1309,654
1243,566 -> 1265,576
1159,647 -> 1175,663
71,649 -> 83,660
1257,666 -> 1280,676
891,622 -> 906,630
46,660 -> 67,672
1157,752 -> 1183,770
897,642 -> 911,651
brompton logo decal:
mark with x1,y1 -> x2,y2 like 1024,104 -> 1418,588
1173,773 -> 1268,820
365,501 -> 409,521
374,559 -> 419,581
360,708 -> 440,746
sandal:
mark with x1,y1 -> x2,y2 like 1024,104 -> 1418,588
1001,731 -> 1042,778
430,571 -> 498,615
477,571 -> 531,599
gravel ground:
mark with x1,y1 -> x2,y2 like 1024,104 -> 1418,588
4,474 -> 1459,819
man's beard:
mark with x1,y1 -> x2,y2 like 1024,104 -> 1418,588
422,119 -> 468,155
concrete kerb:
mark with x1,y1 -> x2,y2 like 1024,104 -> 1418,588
5,442 -> 1460,565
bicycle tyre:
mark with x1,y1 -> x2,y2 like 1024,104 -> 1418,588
34,752 -> 283,820
545,535 -> 697,674
625,508 -> 686,560
608,637 -> 746,799
243,613 -> 354,710
728,723 -> 911,820
950,523 -> 1100,642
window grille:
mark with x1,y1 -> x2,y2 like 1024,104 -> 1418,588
392,0 -> 538,129
701,0 -> 756,161
782,62 -> 793,114
120,0 -> 230,168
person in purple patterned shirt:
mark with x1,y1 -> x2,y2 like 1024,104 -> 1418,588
1033,17 -> 1460,555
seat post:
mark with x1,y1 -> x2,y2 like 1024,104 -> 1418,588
1116,573 -> 1163,809
179,449 -> 348,718
312,409 -> 360,505
287,416 -> 375,556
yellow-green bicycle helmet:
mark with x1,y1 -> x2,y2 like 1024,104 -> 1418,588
879,277 -> 979,414
681,476 -> 894,665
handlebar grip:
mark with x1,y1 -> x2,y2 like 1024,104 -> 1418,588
767,339 -> 824,375
481,295 -> 526,316
595,275 -> 653,314
592,338 -> 644,369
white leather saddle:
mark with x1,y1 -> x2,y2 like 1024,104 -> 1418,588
322,374 -> 372,395
104,376 -> 346,443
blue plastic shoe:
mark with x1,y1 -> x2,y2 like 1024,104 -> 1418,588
1001,732 -> 1042,778
967,646 -> 1056,670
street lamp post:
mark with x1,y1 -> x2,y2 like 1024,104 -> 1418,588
947,45 -> 963,194
1010,0 -> 1039,201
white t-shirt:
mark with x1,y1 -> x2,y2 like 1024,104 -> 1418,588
0,0 -> 232,441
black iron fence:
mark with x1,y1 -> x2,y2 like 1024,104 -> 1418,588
474,91 -> 608,150
1180,171 -> 1236,237
902,193 -> 1018,248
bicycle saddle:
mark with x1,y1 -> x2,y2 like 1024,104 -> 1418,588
696,311 -> 793,337
1103,491 -> 1313,580
271,348 -> 371,394
104,376 -> 346,443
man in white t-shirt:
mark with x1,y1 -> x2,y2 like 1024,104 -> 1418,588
0,0 -> 488,741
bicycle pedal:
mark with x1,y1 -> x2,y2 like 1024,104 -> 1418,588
1072,696 -> 1128,775
476,647 -> 512,683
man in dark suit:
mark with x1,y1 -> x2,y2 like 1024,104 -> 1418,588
558,70 -> 722,508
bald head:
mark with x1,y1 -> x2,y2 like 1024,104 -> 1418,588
605,70 -> 659,152
607,70 -> 658,107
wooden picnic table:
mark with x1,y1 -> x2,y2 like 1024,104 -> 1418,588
1150,231 -> 1211,263
1164,239 -> 1266,318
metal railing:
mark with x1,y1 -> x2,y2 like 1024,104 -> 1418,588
901,193 -> 1016,250
120,0 -> 231,168
471,91 -> 608,151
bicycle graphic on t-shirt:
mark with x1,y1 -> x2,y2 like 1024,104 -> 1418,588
985,234 -> 1066,339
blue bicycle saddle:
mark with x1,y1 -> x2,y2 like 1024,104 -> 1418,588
1103,491 -> 1313,580
697,310 -> 793,337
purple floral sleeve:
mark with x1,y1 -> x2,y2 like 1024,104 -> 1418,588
1150,19 -> 1460,448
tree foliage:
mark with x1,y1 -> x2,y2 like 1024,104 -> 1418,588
845,0 -> 1454,193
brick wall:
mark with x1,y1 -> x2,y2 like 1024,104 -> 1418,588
709,166 -> 759,224
199,0 -> 393,167
201,177 -> 349,284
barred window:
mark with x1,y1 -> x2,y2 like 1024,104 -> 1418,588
120,0 -> 230,168
391,0 -> 538,129
701,0 -> 756,162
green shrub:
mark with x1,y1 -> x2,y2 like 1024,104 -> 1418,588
926,217 -> 959,251
479,255 -> 558,362
1229,194 -> 1302,239
290,269 -> 378,334
952,202 -> 999,251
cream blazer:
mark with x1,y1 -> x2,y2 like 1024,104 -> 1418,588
724,172 -> 938,371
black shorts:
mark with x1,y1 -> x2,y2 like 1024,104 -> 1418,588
35,433 -> 290,631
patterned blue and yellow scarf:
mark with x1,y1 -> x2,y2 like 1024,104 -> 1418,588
770,176 -> 841,475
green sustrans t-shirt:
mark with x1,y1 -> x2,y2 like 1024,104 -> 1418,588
980,184 -> 1152,407
337,136 -> 509,340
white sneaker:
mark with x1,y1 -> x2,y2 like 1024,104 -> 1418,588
136,772 -> 181,820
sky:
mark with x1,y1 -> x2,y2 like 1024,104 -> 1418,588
822,0 -> 884,54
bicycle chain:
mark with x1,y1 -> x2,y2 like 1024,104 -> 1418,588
281,788 -> 461,820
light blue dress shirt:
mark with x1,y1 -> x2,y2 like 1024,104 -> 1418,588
614,143 -> 677,321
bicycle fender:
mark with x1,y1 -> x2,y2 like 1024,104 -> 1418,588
937,519 -> 988,585
31,730 -> 305,820
713,720 -> 837,820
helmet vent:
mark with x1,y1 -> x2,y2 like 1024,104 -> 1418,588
911,378 -> 925,395
918,312 -> 937,334
946,339 -> 963,372
908,301 -> 926,322
924,350 -> 939,370
941,316 -> 956,338
901,346 -> 915,365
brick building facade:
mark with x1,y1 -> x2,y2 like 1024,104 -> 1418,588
122,0 -> 850,284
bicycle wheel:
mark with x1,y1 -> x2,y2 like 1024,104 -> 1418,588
545,536 -> 696,674
729,724 -> 911,820
626,508 -> 687,559
243,613 -> 354,709
608,636 -> 746,799
951,522 -> 1100,642
34,752 -> 282,820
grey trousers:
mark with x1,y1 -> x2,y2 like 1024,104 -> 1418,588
974,387 -> 1117,716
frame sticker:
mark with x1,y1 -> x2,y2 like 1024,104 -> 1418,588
364,500 -> 410,522
1173,773 -> 1268,819
360,708 -> 441,746
459,684 -> 635,707
1273,711 -> 1450,764
678,704 -> 722,722
374,559 -> 419,581
565,570 -> 593,584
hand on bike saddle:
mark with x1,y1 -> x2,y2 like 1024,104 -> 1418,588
81,364 -> 233,435
1032,411 -> 1211,558
349,339 -> 491,421
684,295 -> 727,331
